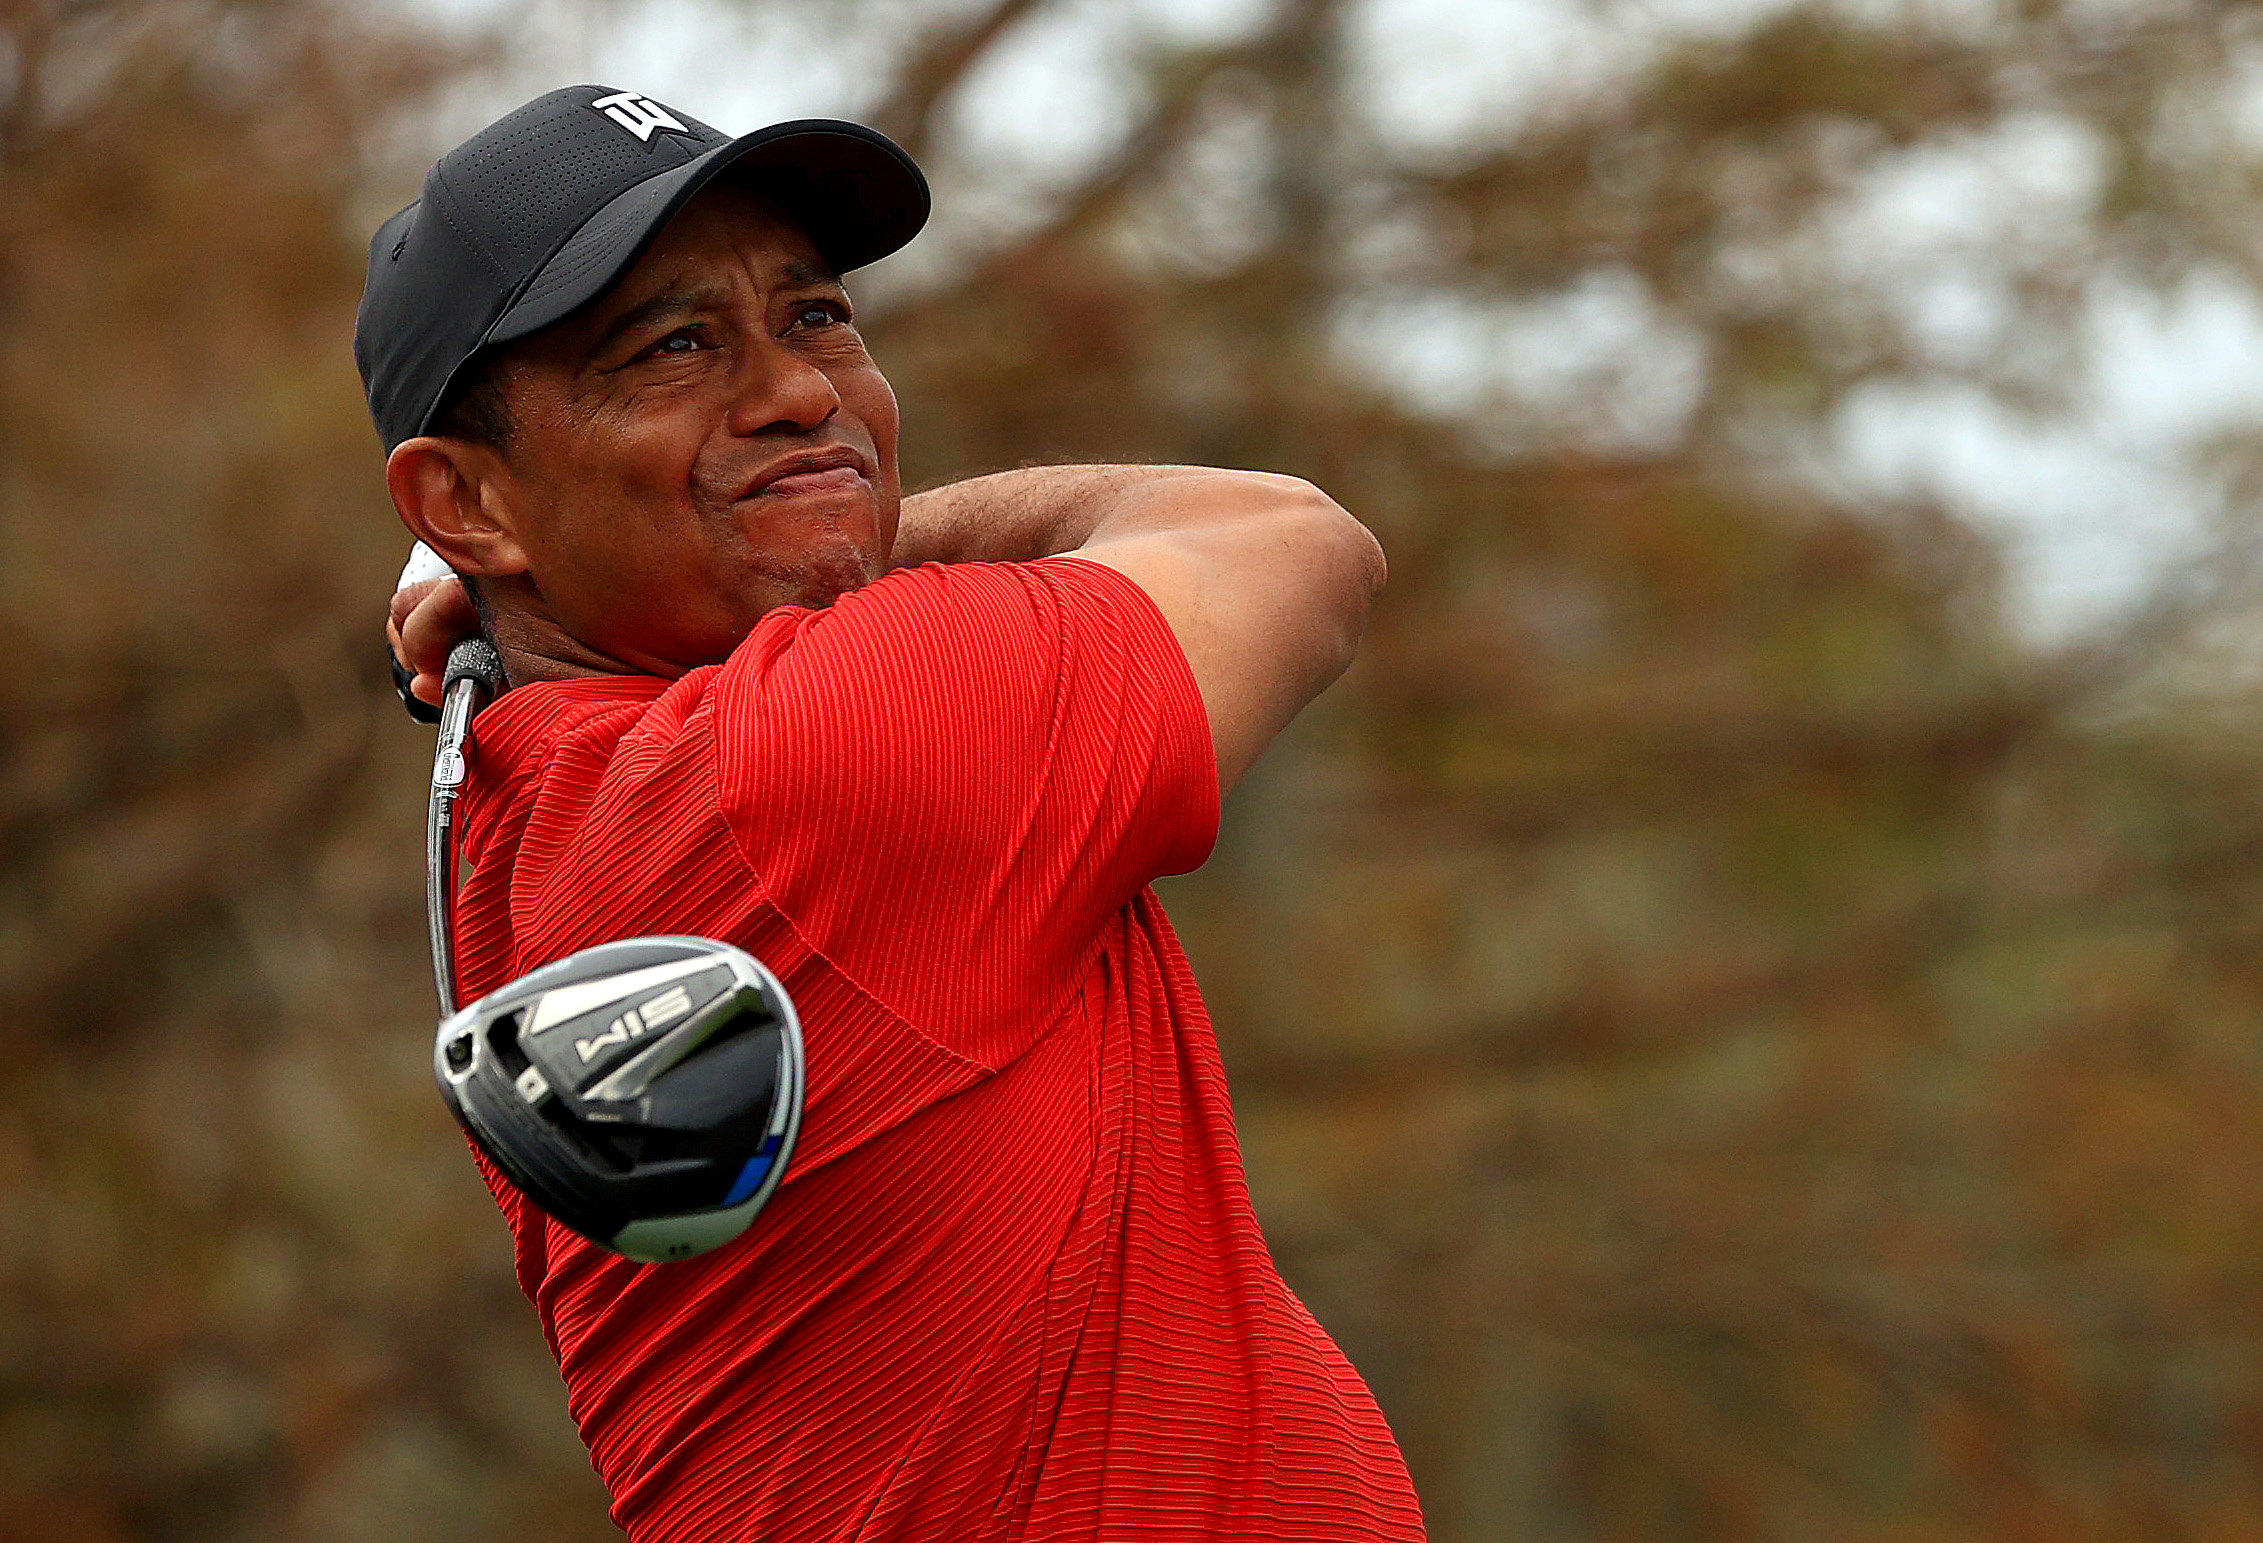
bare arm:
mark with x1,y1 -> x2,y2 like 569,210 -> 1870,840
394,463 -> 1384,791
889,464 -> 1186,567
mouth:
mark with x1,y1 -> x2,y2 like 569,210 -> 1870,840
738,446 -> 873,502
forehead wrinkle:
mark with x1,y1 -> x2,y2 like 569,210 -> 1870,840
710,237 -> 838,295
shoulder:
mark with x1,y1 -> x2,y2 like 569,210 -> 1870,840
714,557 -> 1180,705
467,674 -> 674,772
458,672 -> 689,834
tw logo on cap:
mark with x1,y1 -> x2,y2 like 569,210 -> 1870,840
590,90 -> 691,143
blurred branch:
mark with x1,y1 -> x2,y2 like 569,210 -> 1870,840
953,40 -> 1267,272
0,649 -> 380,1042
1232,892 -> 1974,1099
0,0 -> 98,186
867,0 -> 1050,160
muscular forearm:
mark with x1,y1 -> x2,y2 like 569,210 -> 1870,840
394,463 -> 1372,716
890,464 -> 1280,569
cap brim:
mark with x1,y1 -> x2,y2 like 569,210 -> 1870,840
487,119 -> 929,346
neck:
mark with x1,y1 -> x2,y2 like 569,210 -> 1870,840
483,603 -> 681,690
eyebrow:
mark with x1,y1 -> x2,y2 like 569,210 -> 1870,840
586,285 -> 724,360
585,259 -> 846,361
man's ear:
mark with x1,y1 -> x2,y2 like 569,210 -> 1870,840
386,437 -> 531,579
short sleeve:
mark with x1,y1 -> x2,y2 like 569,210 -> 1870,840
710,556 -> 1219,1069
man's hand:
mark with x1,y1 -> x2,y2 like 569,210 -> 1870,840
388,575 -> 482,708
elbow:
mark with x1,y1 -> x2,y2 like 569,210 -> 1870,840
1238,473 -> 1384,675
1167,469 -> 1388,605
1262,471 -> 1385,605
1328,513 -> 1384,676
1338,501 -> 1388,609
1326,502 -> 1386,666
1231,471 -> 1383,575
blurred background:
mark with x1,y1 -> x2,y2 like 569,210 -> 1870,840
11,0 -> 2263,1536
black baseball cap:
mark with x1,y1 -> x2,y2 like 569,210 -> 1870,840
355,85 -> 929,452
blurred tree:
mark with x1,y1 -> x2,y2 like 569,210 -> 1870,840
0,2 -> 615,1538
859,0 -> 2263,1539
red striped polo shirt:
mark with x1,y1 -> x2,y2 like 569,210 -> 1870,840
450,556 -> 1423,1541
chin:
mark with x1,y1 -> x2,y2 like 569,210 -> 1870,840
762,542 -> 883,613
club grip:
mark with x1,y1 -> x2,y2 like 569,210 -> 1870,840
444,638 -> 505,704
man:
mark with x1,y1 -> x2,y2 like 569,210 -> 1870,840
366,85 -> 1422,1541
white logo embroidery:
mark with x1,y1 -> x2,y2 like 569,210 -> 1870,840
590,91 -> 690,143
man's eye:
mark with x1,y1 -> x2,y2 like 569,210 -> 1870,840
792,302 -> 846,330
630,329 -> 708,362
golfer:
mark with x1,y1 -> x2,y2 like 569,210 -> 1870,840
366,85 -> 1422,1541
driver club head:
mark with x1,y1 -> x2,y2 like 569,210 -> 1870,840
434,935 -> 804,1263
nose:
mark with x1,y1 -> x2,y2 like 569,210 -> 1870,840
725,336 -> 840,437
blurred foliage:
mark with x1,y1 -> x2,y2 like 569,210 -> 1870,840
10,0 -> 2263,1538
0,3 -> 613,1538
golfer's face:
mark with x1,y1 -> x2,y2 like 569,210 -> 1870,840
488,181 -> 902,674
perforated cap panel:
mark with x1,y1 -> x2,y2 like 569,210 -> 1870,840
495,122 -> 936,344
435,88 -> 720,284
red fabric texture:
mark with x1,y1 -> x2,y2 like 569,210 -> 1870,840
450,556 -> 1424,1542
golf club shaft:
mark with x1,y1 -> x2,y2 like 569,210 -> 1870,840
428,638 -> 505,1014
